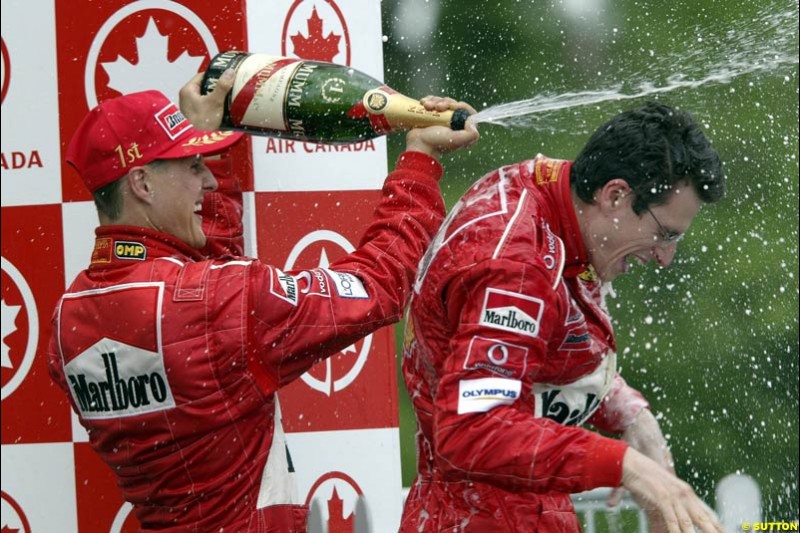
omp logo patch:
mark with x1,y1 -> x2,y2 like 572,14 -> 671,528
325,269 -> 368,299
457,377 -> 521,414
479,288 -> 544,338
114,241 -> 146,260
463,336 -> 528,379
154,103 -> 191,140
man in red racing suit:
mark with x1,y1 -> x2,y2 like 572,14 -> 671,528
401,103 -> 727,532
48,75 -> 478,531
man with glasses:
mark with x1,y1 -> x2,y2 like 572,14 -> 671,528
400,102 -> 726,533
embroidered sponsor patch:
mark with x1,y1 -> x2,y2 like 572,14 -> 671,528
533,157 -> 565,185
91,237 -> 113,264
558,327 -> 592,351
564,297 -> 585,325
154,102 -> 191,140
270,268 -> 299,305
59,283 -> 175,420
296,268 -> 330,298
324,269 -> 369,299
479,288 -> 544,338
113,241 -> 146,260
533,351 -> 616,426
463,336 -> 528,379
458,377 -> 522,414
540,221 -> 561,271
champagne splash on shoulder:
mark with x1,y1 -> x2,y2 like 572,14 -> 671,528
471,4 -> 798,128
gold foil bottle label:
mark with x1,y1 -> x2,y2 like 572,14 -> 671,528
364,89 -> 390,113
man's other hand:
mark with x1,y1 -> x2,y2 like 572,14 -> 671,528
405,96 -> 479,159
179,69 -> 235,131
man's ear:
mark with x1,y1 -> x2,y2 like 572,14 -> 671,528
596,179 -> 632,213
126,166 -> 154,203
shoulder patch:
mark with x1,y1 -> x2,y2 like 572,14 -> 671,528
558,326 -> 592,352
323,269 -> 369,299
295,268 -> 330,298
463,336 -> 528,379
270,268 -> 299,305
458,377 -> 521,414
532,157 -> 567,186
529,219 -> 565,290
114,240 -> 146,261
91,237 -> 113,264
533,351 -> 616,426
479,288 -> 544,338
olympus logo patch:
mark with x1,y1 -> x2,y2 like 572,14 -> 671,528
457,377 -> 521,414
65,341 -> 175,420
479,288 -> 544,338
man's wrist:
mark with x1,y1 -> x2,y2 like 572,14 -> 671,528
403,145 -> 440,160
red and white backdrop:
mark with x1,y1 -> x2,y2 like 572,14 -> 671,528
0,0 -> 402,531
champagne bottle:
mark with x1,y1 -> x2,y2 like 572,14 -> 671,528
201,51 -> 470,144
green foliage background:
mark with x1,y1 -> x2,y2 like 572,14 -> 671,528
380,0 -> 799,517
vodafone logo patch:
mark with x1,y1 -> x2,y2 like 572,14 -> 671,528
85,1 -> 219,109
1,257 -> 38,402
282,0 -> 351,65
463,336 -> 528,379
284,230 -> 370,396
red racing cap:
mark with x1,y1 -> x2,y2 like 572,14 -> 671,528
66,90 -> 243,193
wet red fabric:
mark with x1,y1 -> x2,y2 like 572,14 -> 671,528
401,156 -> 646,532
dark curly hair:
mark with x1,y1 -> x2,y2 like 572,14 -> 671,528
571,102 -> 725,214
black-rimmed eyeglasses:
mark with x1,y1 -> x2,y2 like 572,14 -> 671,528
645,206 -> 684,246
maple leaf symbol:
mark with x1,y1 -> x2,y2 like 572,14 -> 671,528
317,247 -> 331,269
291,7 -> 341,62
101,17 -> 204,100
2,525 -> 21,533
326,487 -> 354,533
1,298 -> 21,369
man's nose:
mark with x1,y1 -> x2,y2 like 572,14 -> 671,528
654,242 -> 678,266
203,167 -> 218,192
